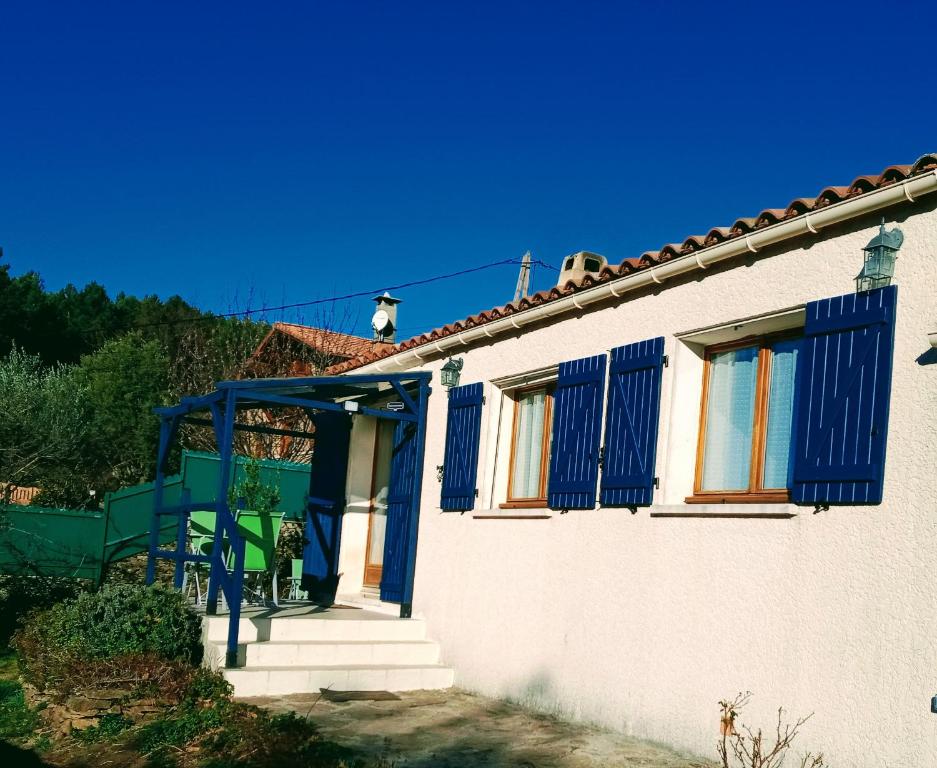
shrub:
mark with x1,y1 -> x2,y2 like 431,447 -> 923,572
0,678 -> 39,741
0,574 -> 84,648
13,583 -> 202,692
718,692 -> 825,768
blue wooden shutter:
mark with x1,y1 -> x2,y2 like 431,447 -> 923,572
790,285 -> 897,506
381,420 -> 417,602
439,383 -> 484,511
600,337 -> 665,507
547,354 -> 607,510
302,411 -> 351,605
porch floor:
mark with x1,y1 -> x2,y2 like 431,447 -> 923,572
243,688 -> 711,768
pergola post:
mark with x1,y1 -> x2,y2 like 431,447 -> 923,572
146,414 -> 179,586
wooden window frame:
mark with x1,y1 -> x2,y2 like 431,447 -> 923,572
687,331 -> 800,504
501,384 -> 554,508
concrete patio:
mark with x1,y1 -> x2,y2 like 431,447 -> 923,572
243,688 -> 712,768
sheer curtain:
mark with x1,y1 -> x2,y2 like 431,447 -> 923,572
701,346 -> 759,491
763,339 -> 799,488
511,389 -> 547,498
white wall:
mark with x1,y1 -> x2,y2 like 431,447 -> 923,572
365,203 -> 937,765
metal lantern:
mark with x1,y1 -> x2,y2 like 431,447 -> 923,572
439,357 -> 464,389
856,220 -> 903,293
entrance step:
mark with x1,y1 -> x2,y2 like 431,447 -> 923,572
223,663 -> 455,697
200,606 -> 454,697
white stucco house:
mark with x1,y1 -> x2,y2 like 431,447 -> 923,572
268,154 -> 937,766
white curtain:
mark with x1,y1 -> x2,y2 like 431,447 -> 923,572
701,346 -> 759,491
511,389 -> 547,498
763,339 -> 799,488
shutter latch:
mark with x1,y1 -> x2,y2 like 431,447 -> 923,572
653,476 -> 660,489
435,465 -> 444,482
598,445 -> 605,470
662,354 -> 669,368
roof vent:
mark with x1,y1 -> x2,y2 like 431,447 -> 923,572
557,251 -> 607,288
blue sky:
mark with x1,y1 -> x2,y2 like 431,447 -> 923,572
1,1 -> 934,340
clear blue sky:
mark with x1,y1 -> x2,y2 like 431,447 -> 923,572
1,1 -> 934,339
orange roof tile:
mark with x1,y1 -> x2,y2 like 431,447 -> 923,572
331,153 -> 937,374
257,322 -> 377,361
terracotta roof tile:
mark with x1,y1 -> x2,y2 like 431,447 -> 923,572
254,322 -> 377,368
329,153 -> 935,374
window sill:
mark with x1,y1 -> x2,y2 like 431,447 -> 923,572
475,506 -> 551,520
652,503 -> 796,519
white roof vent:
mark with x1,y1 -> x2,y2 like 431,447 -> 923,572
557,251 -> 607,287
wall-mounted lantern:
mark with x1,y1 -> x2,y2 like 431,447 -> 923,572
439,357 -> 464,389
856,219 -> 903,293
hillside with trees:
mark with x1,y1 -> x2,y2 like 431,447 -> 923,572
0,259 -> 270,507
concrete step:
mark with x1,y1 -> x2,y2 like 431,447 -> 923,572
207,639 -> 441,668
202,614 -> 428,644
224,663 -> 455,697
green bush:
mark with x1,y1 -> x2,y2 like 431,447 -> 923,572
0,678 -> 39,741
0,574 -> 84,648
13,583 -> 202,691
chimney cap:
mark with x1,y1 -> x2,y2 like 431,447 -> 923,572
373,291 -> 402,305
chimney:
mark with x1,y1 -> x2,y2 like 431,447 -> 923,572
371,292 -> 402,343
557,251 -> 607,287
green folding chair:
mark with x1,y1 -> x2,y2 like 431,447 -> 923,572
287,558 -> 308,601
186,509 -> 217,605
227,509 -> 285,607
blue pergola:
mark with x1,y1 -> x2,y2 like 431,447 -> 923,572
145,372 -> 432,668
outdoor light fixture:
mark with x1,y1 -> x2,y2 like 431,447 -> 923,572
439,357 -> 464,389
856,219 -> 903,293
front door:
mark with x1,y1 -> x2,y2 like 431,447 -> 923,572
363,419 -> 395,587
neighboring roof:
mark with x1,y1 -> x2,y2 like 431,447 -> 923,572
0,484 -> 40,505
331,152 -> 937,374
254,322 -> 377,362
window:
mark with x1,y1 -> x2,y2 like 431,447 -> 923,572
563,257 -> 574,271
690,334 -> 800,503
503,386 -> 554,506
583,257 -> 601,272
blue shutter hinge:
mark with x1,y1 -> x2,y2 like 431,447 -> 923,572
482,395 -> 486,405
598,445 -> 605,470
662,354 -> 669,368
475,488 -> 479,497
653,476 -> 660,489
436,465 -> 445,482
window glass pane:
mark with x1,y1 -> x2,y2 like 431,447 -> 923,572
762,339 -> 800,489
511,389 -> 547,498
701,346 -> 759,491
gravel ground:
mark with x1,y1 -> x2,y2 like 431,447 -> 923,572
242,688 -> 713,768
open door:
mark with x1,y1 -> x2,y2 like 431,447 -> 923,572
379,420 -> 418,604
301,411 -> 351,605
363,419 -> 395,588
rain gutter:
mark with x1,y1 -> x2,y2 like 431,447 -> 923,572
358,170 -> 937,374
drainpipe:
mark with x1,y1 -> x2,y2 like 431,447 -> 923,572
360,170 -> 937,373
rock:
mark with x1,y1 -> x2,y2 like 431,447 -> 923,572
65,696 -> 101,714
84,688 -> 131,702
66,715 -> 100,732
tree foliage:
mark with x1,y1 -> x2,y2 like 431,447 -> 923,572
0,348 -> 90,501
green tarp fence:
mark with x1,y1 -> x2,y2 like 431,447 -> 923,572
0,451 -> 311,583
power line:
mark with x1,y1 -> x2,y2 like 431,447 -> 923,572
131,256 -> 558,330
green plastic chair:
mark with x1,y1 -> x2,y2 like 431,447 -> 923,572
288,558 -> 308,601
227,509 -> 285,607
186,509 -> 217,605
